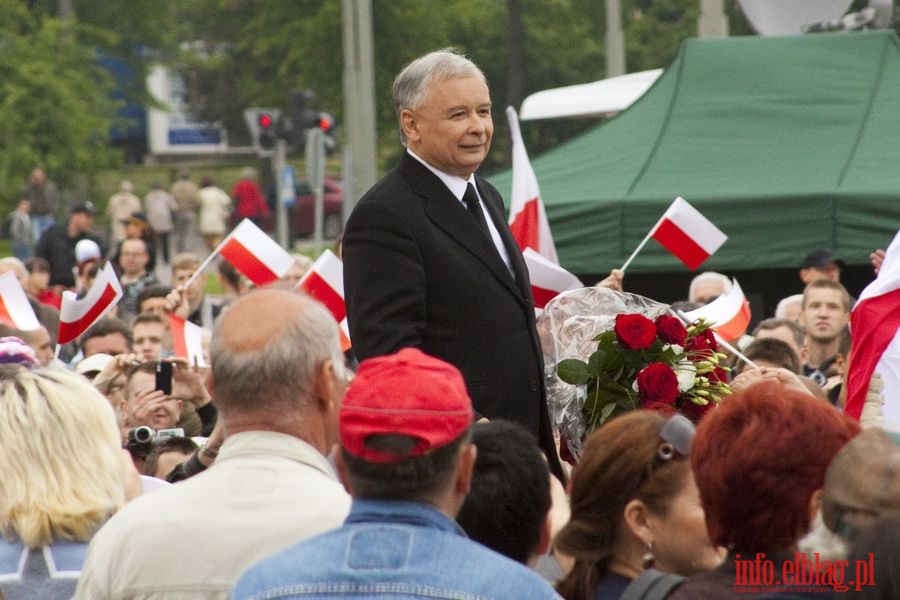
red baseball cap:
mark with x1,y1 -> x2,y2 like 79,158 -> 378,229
340,348 -> 474,463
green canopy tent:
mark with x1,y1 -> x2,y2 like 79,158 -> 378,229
488,31 -> 900,287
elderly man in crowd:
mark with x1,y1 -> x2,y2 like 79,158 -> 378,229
76,289 -> 350,599
233,348 -> 561,599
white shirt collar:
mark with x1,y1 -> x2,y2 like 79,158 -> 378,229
407,149 -> 474,202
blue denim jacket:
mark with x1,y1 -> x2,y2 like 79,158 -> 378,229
232,499 -> 561,599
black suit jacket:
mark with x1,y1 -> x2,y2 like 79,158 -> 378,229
343,152 -> 562,479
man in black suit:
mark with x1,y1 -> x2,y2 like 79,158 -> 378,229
343,49 -> 563,480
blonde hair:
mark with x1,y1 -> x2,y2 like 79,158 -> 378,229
0,368 -> 124,548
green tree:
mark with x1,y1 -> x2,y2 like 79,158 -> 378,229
0,1 -> 122,202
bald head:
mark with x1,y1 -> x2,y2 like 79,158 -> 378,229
211,289 -> 343,415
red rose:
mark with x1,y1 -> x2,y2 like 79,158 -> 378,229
654,315 -> 687,346
615,314 -> 657,350
636,362 -> 679,404
686,329 -> 718,354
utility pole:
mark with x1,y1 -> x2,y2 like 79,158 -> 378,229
342,0 -> 377,222
698,0 -> 728,38
605,0 -> 625,77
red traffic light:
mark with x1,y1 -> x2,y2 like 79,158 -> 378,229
317,112 -> 334,133
258,112 -> 274,130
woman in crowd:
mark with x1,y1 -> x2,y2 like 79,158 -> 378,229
0,367 -> 137,599
197,175 -> 231,251
230,167 -> 269,229
555,411 -> 723,599
667,381 -> 860,600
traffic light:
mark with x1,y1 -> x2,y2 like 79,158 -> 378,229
315,112 -> 337,153
243,107 -> 281,152
289,89 -> 318,148
257,110 -> 277,149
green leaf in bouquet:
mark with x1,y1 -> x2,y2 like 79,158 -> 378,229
609,379 -> 633,395
557,359 -> 593,385
588,349 -> 607,375
598,402 -> 616,425
615,394 -> 638,410
593,330 -> 617,345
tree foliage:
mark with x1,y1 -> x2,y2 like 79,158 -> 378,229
0,1 -> 122,199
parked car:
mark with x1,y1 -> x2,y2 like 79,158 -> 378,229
292,178 -> 343,239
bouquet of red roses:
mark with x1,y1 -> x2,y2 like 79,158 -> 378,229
557,312 -> 730,431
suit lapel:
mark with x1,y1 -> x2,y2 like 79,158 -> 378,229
400,154 -> 525,304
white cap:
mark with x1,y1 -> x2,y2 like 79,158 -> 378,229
75,353 -> 114,377
75,239 -> 101,264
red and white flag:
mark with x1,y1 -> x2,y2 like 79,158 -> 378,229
0,271 -> 40,331
651,197 -> 727,270
169,314 -> 208,368
846,230 -> 900,423
506,106 -> 559,264
219,219 -> 295,286
683,278 -> 751,341
296,249 -> 351,352
523,248 -> 581,309
58,262 -> 123,345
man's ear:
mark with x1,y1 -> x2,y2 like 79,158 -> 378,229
455,443 -> 477,497
623,499 -> 653,548
312,359 -> 340,414
807,488 -> 823,531
400,109 -> 419,144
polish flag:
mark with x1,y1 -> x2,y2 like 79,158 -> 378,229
506,106 -> 559,264
523,248 -> 582,309
169,314 -> 208,368
683,278 -> 751,341
0,272 -> 40,331
846,230 -> 900,423
58,262 -> 123,345
296,249 -> 351,351
219,219 -> 295,286
651,197 -> 727,270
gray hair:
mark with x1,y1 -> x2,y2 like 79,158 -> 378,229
210,293 -> 344,412
392,48 -> 486,144
688,271 -> 732,303
774,294 -> 803,319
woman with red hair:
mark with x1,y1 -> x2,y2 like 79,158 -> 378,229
667,381 -> 860,599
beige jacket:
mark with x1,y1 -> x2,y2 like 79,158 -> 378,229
76,431 -> 351,600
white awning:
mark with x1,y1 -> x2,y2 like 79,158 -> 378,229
518,69 -> 663,121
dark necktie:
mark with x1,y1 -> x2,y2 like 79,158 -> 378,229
463,183 -> 491,238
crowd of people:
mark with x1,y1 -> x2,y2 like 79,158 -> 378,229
1,48 -> 899,600
5,166 -> 272,277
